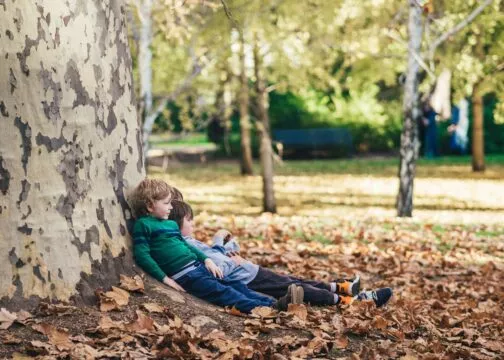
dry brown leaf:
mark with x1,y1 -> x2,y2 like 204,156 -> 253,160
335,335 -> 349,349
119,274 -> 145,293
106,286 -> 129,306
32,323 -> 73,351
97,286 -> 129,311
372,315 -> 388,330
124,310 -> 154,332
0,308 -> 17,329
251,306 -> 277,318
98,315 -> 124,330
68,343 -> 100,360
287,303 -> 307,321
141,302 -> 165,313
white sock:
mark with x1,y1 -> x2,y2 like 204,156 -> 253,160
333,294 -> 340,304
330,282 -> 337,293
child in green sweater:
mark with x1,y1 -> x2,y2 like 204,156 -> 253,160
129,178 -> 303,313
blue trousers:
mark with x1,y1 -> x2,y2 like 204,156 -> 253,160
175,263 -> 275,313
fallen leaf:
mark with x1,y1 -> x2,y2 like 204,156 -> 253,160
372,315 -> 388,329
251,306 -> 277,319
287,304 -> 307,321
124,310 -> 154,332
0,308 -> 17,329
335,335 -> 349,349
119,274 -> 144,293
32,323 -> 73,351
141,302 -> 165,313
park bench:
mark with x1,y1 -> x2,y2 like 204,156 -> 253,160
273,128 -> 353,158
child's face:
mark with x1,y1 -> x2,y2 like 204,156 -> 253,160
147,195 -> 172,220
180,216 -> 194,237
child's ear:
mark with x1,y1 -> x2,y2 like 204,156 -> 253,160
146,200 -> 154,213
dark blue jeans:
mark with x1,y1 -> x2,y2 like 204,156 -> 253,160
175,263 -> 275,313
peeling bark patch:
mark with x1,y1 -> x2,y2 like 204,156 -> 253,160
21,205 -> 32,220
0,101 -> 9,117
14,8 -> 23,32
0,156 -> 11,195
104,104 -> 117,134
120,223 -> 126,236
33,266 -> 46,283
108,152 -> 134,231
39,64 -> 62,121
73,225 -> 101,255
10,68 -> 17,94
17,223 -> 33,235
84,43 -> 91,63
136,129 -> 143,172
8,248 -> 18,265
16,179 -> 31,208
64,59 -> 90,108
5,30 -> 13,40
93,65 -> 102,82
0,1 -> 5,11
16,18 -> 46,76
96,200 -> 112,238
58,268 -> 63,279
12,275 -> 23,299
14,117 -> 32,175
63,15 -> 71,26
36,125 -> 67,152
55,144 -> 90,219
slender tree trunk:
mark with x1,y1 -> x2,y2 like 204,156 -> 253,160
253,35 -> 276,213
397,1 -> 423,217
138,0 -> 154,156
0,0 -> 144,308
471,84 -> 485,171
239,30 -> 254,175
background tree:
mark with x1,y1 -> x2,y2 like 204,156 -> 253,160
0,0 -> 143,306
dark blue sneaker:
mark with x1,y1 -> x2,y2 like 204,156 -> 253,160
356,287 -> 393,307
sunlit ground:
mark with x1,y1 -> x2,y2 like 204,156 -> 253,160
149,155 -> 504,225
147,155 -> 504,266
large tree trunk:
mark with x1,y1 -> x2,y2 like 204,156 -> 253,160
253,35 -> 276,213
238,30 -> 254,175
0,0 -> 144,308
397,1 -> 423,217
471,85 -> 485,172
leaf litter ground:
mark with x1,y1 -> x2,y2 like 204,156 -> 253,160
1,213 -> 502,359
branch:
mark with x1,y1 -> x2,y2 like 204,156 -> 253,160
386,31 -> 436,81
428,0 -> 493,59
220,0 -> 240,31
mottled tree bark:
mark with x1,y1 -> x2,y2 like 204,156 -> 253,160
397,1 -> 422,217
239,30 -> 254,175
471,85 -> 485,172
0,0 -> 144,307
253,35 -> 276,213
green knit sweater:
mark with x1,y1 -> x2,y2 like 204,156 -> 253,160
132,216 -> 208,282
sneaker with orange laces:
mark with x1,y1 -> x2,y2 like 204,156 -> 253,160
337,287 -> 393,308
334,275 -> 360,296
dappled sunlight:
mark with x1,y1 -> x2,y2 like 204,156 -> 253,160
156,168 -> 504,222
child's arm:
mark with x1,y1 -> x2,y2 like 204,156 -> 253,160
132,221 -> 168,282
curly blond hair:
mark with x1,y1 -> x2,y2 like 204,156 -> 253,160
129,178 -> 173,218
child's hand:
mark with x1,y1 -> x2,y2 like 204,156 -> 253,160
205,259 -> 223,279
162,276 -> 186,292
